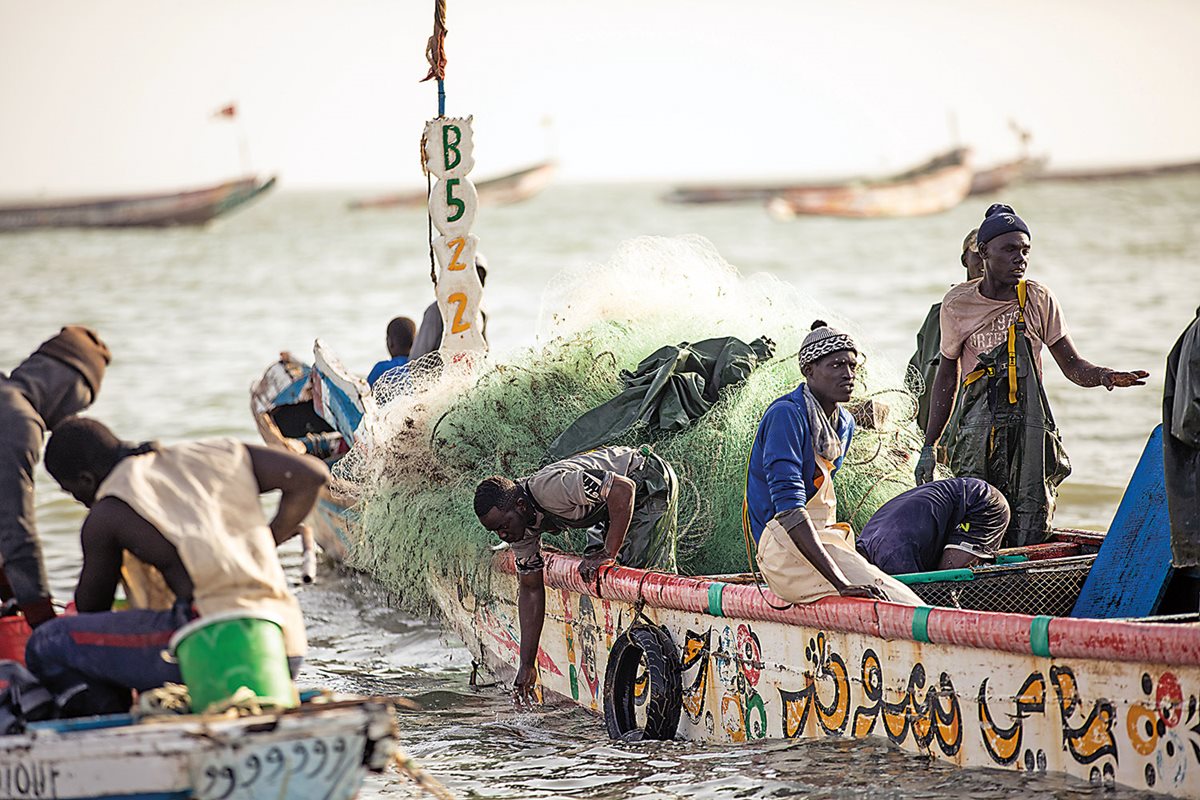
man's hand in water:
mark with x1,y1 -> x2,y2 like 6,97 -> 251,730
1101,369 -> 1150,390
512,664 -> 539,709
914,445 -> 936,485
838,583 -> 888,601
578,553 -> 616,583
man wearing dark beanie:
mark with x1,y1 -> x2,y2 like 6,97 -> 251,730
0,326 -> 111,626
916,204 -> 1148,545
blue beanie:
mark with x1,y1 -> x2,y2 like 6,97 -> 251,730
977,203 -> 1031,246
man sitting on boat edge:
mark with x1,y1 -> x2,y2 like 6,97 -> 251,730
745,321 -> 922,605
474,445 -> 679,706
28,417 -> 325,716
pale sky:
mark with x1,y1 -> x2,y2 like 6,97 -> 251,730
2,0 -> 1198,194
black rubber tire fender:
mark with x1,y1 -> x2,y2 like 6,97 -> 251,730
603,623 -> 681,741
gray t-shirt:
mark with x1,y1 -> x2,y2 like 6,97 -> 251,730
509,446 -> 644,574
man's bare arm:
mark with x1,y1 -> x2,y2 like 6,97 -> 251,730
578,475 -> 634,581
1048,336 -> 1148,389
923,356 -> 961,447
74,498 -> 127,613
513,569 -> 546,707
245,444 -> 330,545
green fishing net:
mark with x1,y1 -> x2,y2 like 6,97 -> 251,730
336,236 -> 926,611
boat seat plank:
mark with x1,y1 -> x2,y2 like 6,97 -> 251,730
1070,425 -> 1174,619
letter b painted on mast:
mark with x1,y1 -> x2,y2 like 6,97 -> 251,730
424,117 -> 475,179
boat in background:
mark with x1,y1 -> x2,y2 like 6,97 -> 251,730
251,351 -> 362,563
968,155 -> 1047,196
0,175 -> 276,231
350,161 -> 557,210
1033,157 -> 1200,182
766,148 -> 972,219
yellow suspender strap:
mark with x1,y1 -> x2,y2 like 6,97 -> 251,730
963,368 -> 988,387
1007,280 -> 1028,405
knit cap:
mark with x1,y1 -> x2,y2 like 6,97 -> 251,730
33,325 -> 111,397
798,320 -> 858,369
977,203 -> 1031,245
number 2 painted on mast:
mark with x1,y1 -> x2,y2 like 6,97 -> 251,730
446,293 -> 472,334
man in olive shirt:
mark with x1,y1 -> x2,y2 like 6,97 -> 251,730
474,445 -> 678,706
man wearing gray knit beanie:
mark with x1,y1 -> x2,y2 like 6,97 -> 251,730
744,320 -> 922,605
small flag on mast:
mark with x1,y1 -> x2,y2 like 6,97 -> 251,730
212,103 -> 237,120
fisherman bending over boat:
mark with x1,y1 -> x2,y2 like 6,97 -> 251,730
410,254 -> 489,360
474,445 -> 679,705
908,228 -> 984,432
367,316 -> 416,388
856,477 -> 1010,574
1164,307 -> 1200,570
915,203 -> 1148,545
745,321 -> 922,605
0,326 -> 110,629
28,417 -> 325,716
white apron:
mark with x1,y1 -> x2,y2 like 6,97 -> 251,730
97,439 -> 307,656
756,455 -> 922,605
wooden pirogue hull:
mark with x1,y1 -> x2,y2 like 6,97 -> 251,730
349,161 -> 556,210
767,150 -> 972,218
0,699 -> 397,800
968,156 -> 1047,196
0,175 -> 276,231
432,551 -> 1200,799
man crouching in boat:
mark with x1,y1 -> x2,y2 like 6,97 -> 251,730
27,417 -> 325,716
474,446 -> 679,705
745,321 -> 922,605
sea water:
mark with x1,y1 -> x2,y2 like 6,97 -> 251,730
5,177 -> 1196,798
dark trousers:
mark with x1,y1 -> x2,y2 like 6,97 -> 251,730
25,604 -> 194,715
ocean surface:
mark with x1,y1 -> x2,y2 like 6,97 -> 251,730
4,176 -> 1198,798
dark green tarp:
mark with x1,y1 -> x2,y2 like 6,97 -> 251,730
546,336 -> 774,462
941,321 -> 1071,547
1164,309 -> 1200,568
908,302 -> 942,433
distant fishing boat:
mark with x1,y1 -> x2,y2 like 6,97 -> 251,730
1033,157 -> 1200,182
968,155 -> 1047,196
766,148 -> 973,219
0,175 -> 276,232
349,161 -> 556,210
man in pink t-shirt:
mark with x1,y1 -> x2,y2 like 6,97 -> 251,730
915,204 -> 1148,537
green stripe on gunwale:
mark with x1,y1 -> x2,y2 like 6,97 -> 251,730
911,606 -> 933,643
707,582 -> 725,617
1030,615 -> 1053,658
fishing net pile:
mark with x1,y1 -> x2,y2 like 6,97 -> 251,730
335,235 -> 926,612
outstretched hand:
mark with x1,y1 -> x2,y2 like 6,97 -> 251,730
578,553 -> 616,584
512,665 -> 539,710
838,583 -> 888,601
1102,369 -> 1149,390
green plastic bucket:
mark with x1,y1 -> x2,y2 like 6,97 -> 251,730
168,611 -> 297,713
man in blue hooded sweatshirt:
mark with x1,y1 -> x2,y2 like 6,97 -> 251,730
745,321 -> 920,605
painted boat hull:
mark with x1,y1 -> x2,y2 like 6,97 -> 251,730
968,156 -> 1047,196
433,552 -> 1200,799
349,162 -> 557,210
767,149 -> 973,219
0,176 -> 276,231
0,699 -> 397,800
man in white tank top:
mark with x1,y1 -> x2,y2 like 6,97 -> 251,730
28,417 -> 327,716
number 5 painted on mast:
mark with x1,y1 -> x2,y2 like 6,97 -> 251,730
429,177 -> 478,237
